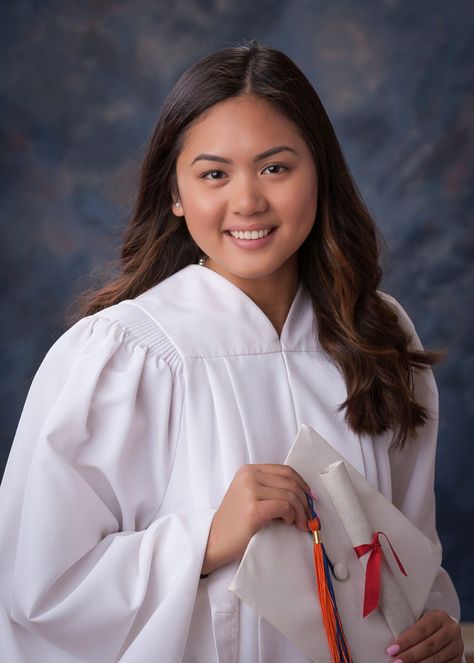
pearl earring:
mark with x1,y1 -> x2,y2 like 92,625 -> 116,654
175,201 -> 180,207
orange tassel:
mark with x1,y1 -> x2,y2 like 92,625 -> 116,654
308,512 -> 352,663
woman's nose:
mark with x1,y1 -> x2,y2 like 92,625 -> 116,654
230,174 -> 268,215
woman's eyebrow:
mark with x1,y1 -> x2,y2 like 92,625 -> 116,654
190,145 -> 298,166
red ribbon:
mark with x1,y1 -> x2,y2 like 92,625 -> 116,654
354,531 -> 408,618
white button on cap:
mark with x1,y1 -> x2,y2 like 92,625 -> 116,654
333,563 -> 349,581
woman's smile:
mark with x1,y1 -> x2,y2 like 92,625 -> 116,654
224,225 -> 277,249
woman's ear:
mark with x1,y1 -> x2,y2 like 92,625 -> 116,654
171,199 -> 185,217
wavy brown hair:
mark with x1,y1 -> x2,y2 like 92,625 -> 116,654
77,40 -> 445,451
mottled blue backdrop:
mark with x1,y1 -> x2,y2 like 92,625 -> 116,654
2,1 -> 473,618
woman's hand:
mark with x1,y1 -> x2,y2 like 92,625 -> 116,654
386,609 -> 464,662
201,463 -> 313,575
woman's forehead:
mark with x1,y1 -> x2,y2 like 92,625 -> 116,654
177,96 -> 305,160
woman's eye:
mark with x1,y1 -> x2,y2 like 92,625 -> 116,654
263,164 -> 287,174
201,169 -> 226,180
200,164 -> 287,179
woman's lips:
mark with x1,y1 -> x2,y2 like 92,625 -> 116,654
224,227 -> 277,249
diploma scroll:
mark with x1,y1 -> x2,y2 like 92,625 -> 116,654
319,460 -> 415,636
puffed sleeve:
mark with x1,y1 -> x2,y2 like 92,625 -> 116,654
381,293 -> 462,623
0,312 -> 216,662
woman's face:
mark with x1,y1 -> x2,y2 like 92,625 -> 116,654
172,94 -> 318,285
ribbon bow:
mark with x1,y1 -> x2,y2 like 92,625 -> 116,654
354,531 -> 408,618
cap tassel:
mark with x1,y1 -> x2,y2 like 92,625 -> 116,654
306,494 -> 353,663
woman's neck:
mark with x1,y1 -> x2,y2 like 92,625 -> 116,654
205,256 -> 300,337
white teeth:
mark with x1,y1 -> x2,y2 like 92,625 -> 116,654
229,228 -> 272,240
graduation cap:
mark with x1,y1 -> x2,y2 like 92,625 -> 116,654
229,424 -> 442,663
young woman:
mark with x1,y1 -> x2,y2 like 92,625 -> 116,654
0,41 -> 464,662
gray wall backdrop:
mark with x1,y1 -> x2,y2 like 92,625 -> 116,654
2,1 -> 473,618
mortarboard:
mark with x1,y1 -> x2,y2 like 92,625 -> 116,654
229,424 -> 442,662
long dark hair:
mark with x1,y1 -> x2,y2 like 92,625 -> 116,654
77,40 -> 445,451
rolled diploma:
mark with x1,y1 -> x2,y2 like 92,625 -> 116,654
319,460 -> 415,637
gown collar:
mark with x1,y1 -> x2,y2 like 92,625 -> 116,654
137,264 -> 319,358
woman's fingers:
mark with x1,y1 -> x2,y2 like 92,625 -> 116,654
254,487 -> 308,529
254,498 -> 299,528
255,472 -> 312,521
238,464 -> 313,529
252,463 -> 312,497
386,610 -> 464,662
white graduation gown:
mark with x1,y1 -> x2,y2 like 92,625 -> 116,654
0,263 -> 461,663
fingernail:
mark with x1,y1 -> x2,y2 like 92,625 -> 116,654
311,491 -> 317,500
386,644 -> 400,656
393,660 -> 403,663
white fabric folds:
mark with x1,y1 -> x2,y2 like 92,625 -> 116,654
0,264 -> 462,662
229,424 -> 443,662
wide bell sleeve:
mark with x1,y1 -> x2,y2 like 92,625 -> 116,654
0,312 -> 216,662
381,293 -> 462,623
